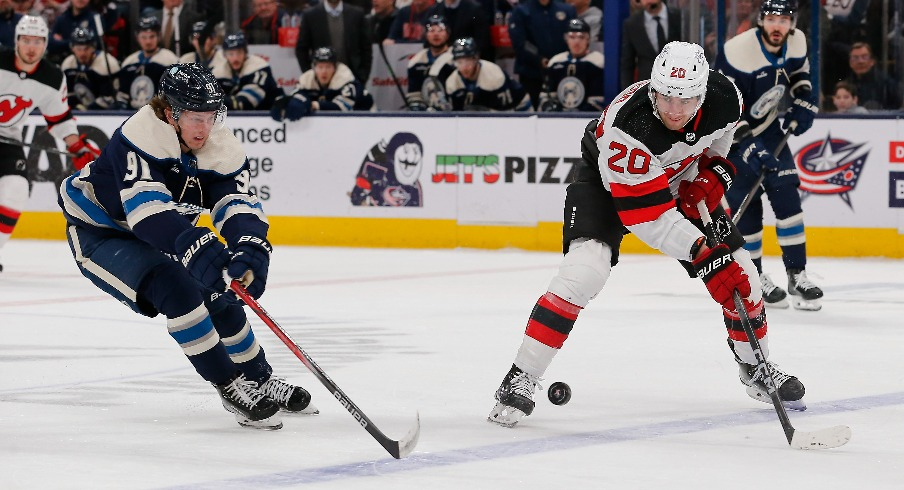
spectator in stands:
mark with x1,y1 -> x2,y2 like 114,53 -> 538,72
445,37 -> 530,111
17,0 -> 67,31
0,0 -> 23,47
388,0 -> 435,43
241,0 -> 287,44
368,0 -> 397,45
620,0 -> 682,89
61,26 -> 120,110
565,0 -> 601,41
727,0 -> 757,39
115,16 -> 178,110
150,0 -> 200,57
509,0 -> 576,109
179,20 -> 224,68
846,41 -> 901,111
271,46 -> 374,121
831,80 -> 868,114
48,0 -> 115,63
213,32 -> 283,111
295,0 -> 372,84
425,0 -> 491,60
405,14 -> 455,110
538,18 -> 604,113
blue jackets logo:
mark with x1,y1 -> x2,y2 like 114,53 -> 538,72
796,134 -> 869,209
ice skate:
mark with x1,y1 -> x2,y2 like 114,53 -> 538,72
260,376 -> 319,414
488,364 -> 542,428
759,273 -> 789,309
787,269 -> 823,311
738,361 -> 806,411
214,373 -> 282,429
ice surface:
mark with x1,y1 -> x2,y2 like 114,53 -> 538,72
1,240 -> 902,489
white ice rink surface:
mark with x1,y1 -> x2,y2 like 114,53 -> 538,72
1,239 -> 902,489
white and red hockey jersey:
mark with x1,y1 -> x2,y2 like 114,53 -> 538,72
0,49 -> 78,143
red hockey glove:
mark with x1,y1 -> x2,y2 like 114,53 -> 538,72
68,134 -> 101,170
678,155 -> 735,219
692,243 -> 750,310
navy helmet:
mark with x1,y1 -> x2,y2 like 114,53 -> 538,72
425,14 -> 447,31
451,37 -> 478,60
192,21 -> 215,45
565,18 -> 590,35
759,0 -> 798,30
311,46 -> 337,64
223,32 -> 247,51
158,63 -> 226,114
70,27 -> 97,48
136,16 -> 161,33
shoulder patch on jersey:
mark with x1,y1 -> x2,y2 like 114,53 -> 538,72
785,30 -> 808,60
120,105 -> 182,162
241,55 -> 270,76
328,63 -> 356,90
548,51 -> 569,65
475,61 -> 506,91
193,125 -> 246,174
584,51 -> 604,68
722,28 -> 769,74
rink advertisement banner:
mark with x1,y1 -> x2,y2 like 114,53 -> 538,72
16,114 -> 904,254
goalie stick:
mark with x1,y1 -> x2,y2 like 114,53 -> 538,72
697,201 -> 851,450
732,121 -> 797,225
230,281 -> 421,458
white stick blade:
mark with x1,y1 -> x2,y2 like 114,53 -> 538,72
396,412 -> 421,458
790,425 -> 852,450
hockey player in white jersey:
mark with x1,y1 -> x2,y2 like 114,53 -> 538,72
488,42 -> 806,428
58,63 -> 317,429
0,15 -> 100,272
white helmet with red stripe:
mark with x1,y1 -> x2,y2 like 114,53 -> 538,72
648,41 -> 709,118
15,15 -> 49,41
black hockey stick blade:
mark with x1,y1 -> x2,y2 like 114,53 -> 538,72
697,202 -> 851,450
231,281 -> 421,458
0,134 -> 77,157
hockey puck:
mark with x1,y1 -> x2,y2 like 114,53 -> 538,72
547,381 -> 571,405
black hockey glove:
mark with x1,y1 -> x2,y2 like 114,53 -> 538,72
739,137 -> 782,176
176,227 -> 231,292
783,90 -> 818,135
226,235 -> 272,299
270,93 -> 312,122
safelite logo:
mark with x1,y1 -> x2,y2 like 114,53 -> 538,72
796,134 -> 869,209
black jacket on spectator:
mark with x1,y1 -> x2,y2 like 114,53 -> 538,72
149,6 -> 202,58
295,2 -> 373,84
620,6 -> 681,89
425,0 -> 491,60
387,3 -> 433,43
368,9 -> 397,44
847,67 -> 902,111
241,9 -> 288,44
49,6 -> 117,59
0,9 -> 22,48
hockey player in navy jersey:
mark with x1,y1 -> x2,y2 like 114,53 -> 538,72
445,37 -> 531,112
61,27 -> 120,110
405,14 -> 455,111
538,18 -> 604,113
488,42 -> 806,428
0,15 -> 100,273
212,32 -> 281,111
115,17 -> 179,111
58,63 -> 317,429
178,21 -> 225,70
270,47 -> 374,122
714,0 -> 823,311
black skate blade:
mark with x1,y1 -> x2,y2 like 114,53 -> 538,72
789,425 -> 851,450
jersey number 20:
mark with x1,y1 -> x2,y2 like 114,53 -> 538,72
607,142 -> 651,175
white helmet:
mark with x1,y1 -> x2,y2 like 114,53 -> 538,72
15,15 -> 49,41
648,41 -> 709,115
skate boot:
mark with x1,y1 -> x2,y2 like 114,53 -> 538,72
787,269 -> 823,311
488,364 -> 542,428
738,361 -> 806,411
760,273 -> 789,309
214,373 -> 282,429
260,376 -> 319,414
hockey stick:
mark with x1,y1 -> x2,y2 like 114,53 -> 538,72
696,202 -> 851,450
230,280 -> 421,459
377,43 -> 411,110
731,121 -> 797,225
0,135 -> 76,157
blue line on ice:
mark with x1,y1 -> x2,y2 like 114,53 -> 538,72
163,391 -> 904,489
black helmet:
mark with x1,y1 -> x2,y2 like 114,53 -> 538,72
223,32 -> 247,51
70,27 -> 97,48
192,21 -> 214,44
759,0 -> 798,29
136,16 -> 161,33
451,37 -> 478,60
311,46 -> 337,64
425,14 -> 447,31
158,63 -> 225,114
565,18 -> 590,35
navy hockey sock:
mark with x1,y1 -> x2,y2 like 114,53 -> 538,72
209,302 -> 271,384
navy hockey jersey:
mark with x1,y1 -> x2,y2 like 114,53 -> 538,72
540,50 -> 605,112
294,62 -> 373,111
61,51 -> 121,110
406,48 -> 455,108
714,27 -> 811,140
211,54 -> 282,111
59,106 -> 268,254
115,49 -> 180,110
445,60 -> 531,111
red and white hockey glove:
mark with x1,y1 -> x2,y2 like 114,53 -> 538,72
678,155 -> 735,219
68,134 -> 101,170
692,242 -> 750,310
